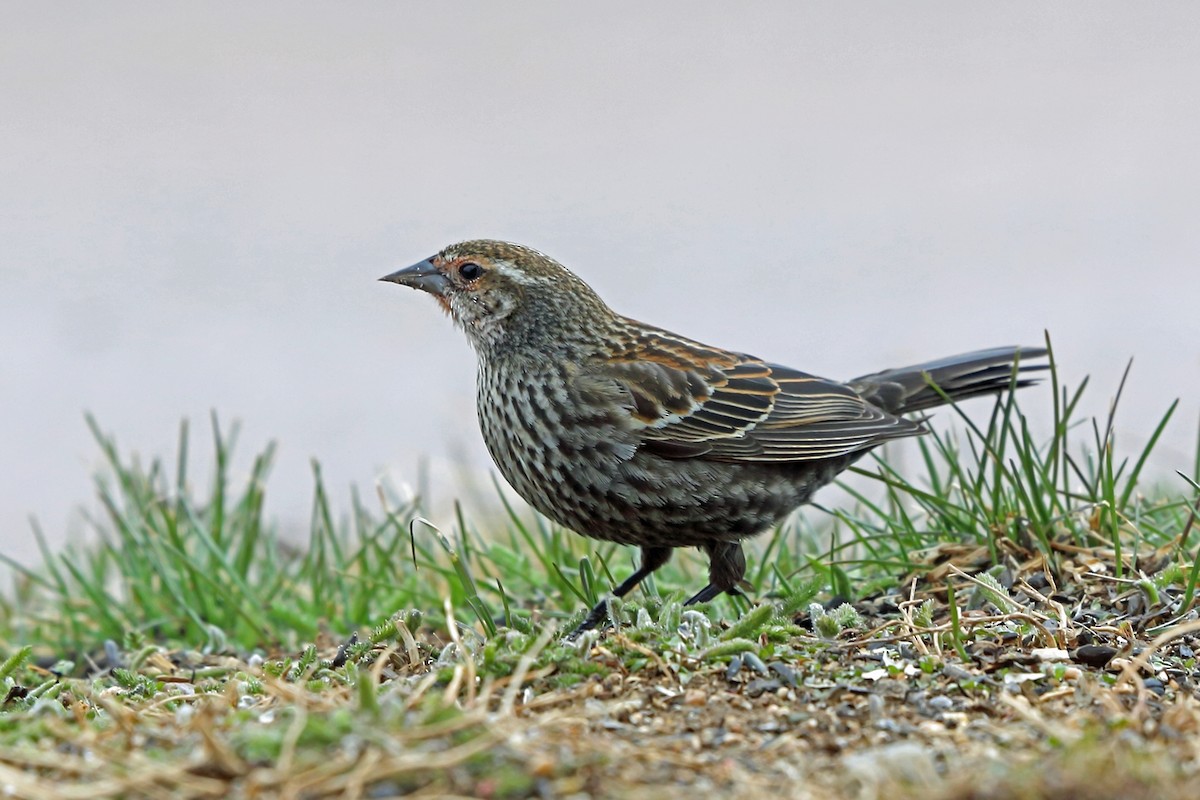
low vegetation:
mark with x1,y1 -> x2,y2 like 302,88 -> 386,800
1,345 -> 1198,798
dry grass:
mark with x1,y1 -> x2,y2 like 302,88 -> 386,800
2,533 -> 1197,799
3,380 -> 1196,797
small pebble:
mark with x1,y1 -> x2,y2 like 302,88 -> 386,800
1072,644 -> 1119,668
768,662 -> 799,687
1031,647 -> 1070,662
103,640 -> 123,669
742,652 -> 769,676
529,756 -> 555,778
943,664 -> 977,682
745,678 -> 782,698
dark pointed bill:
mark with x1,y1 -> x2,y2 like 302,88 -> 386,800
379,258 -> 449,296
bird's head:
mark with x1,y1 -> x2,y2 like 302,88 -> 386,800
381,240 -> 611,351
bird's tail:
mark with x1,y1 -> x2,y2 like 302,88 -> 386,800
847,346 -> 1049,415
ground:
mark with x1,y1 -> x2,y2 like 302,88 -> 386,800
2,534 -> 1198,799
1,397 -> 1197,797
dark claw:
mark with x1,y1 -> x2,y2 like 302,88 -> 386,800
567,597 -> 614,640
684,583 -> 722,605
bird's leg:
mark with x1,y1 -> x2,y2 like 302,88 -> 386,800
683,583 -> 723,605
684,541 -> 748,606
568,546 -> 672,638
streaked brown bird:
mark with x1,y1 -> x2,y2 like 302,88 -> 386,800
382,240 -> 1045,636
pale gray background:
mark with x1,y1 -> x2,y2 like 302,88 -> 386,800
3,2 -> 1198,566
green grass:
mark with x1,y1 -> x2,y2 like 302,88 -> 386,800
1,345 -> 1198,798
820,347 -> 1197,604
0,343 -> 1196,661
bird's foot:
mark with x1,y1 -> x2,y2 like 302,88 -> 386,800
685,583 -> 740,605
571,583 -> 750,639
684,582 -> 751,606
565,596 -> 616,641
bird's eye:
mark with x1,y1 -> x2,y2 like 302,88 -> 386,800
459,262 -> 484,281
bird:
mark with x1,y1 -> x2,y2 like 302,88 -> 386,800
381,240 -> 1046,637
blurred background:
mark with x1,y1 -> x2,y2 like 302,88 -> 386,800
3,2 -> 1198,566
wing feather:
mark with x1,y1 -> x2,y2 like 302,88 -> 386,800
589,324 -> 925,463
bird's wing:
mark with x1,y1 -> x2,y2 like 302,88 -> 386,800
584,324 -> 925,463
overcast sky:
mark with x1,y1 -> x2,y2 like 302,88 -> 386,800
3,2 -> 1198,565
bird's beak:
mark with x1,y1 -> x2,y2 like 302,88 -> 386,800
379,258 -> 449,296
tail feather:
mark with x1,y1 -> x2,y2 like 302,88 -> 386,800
848,346 -> 1048,415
